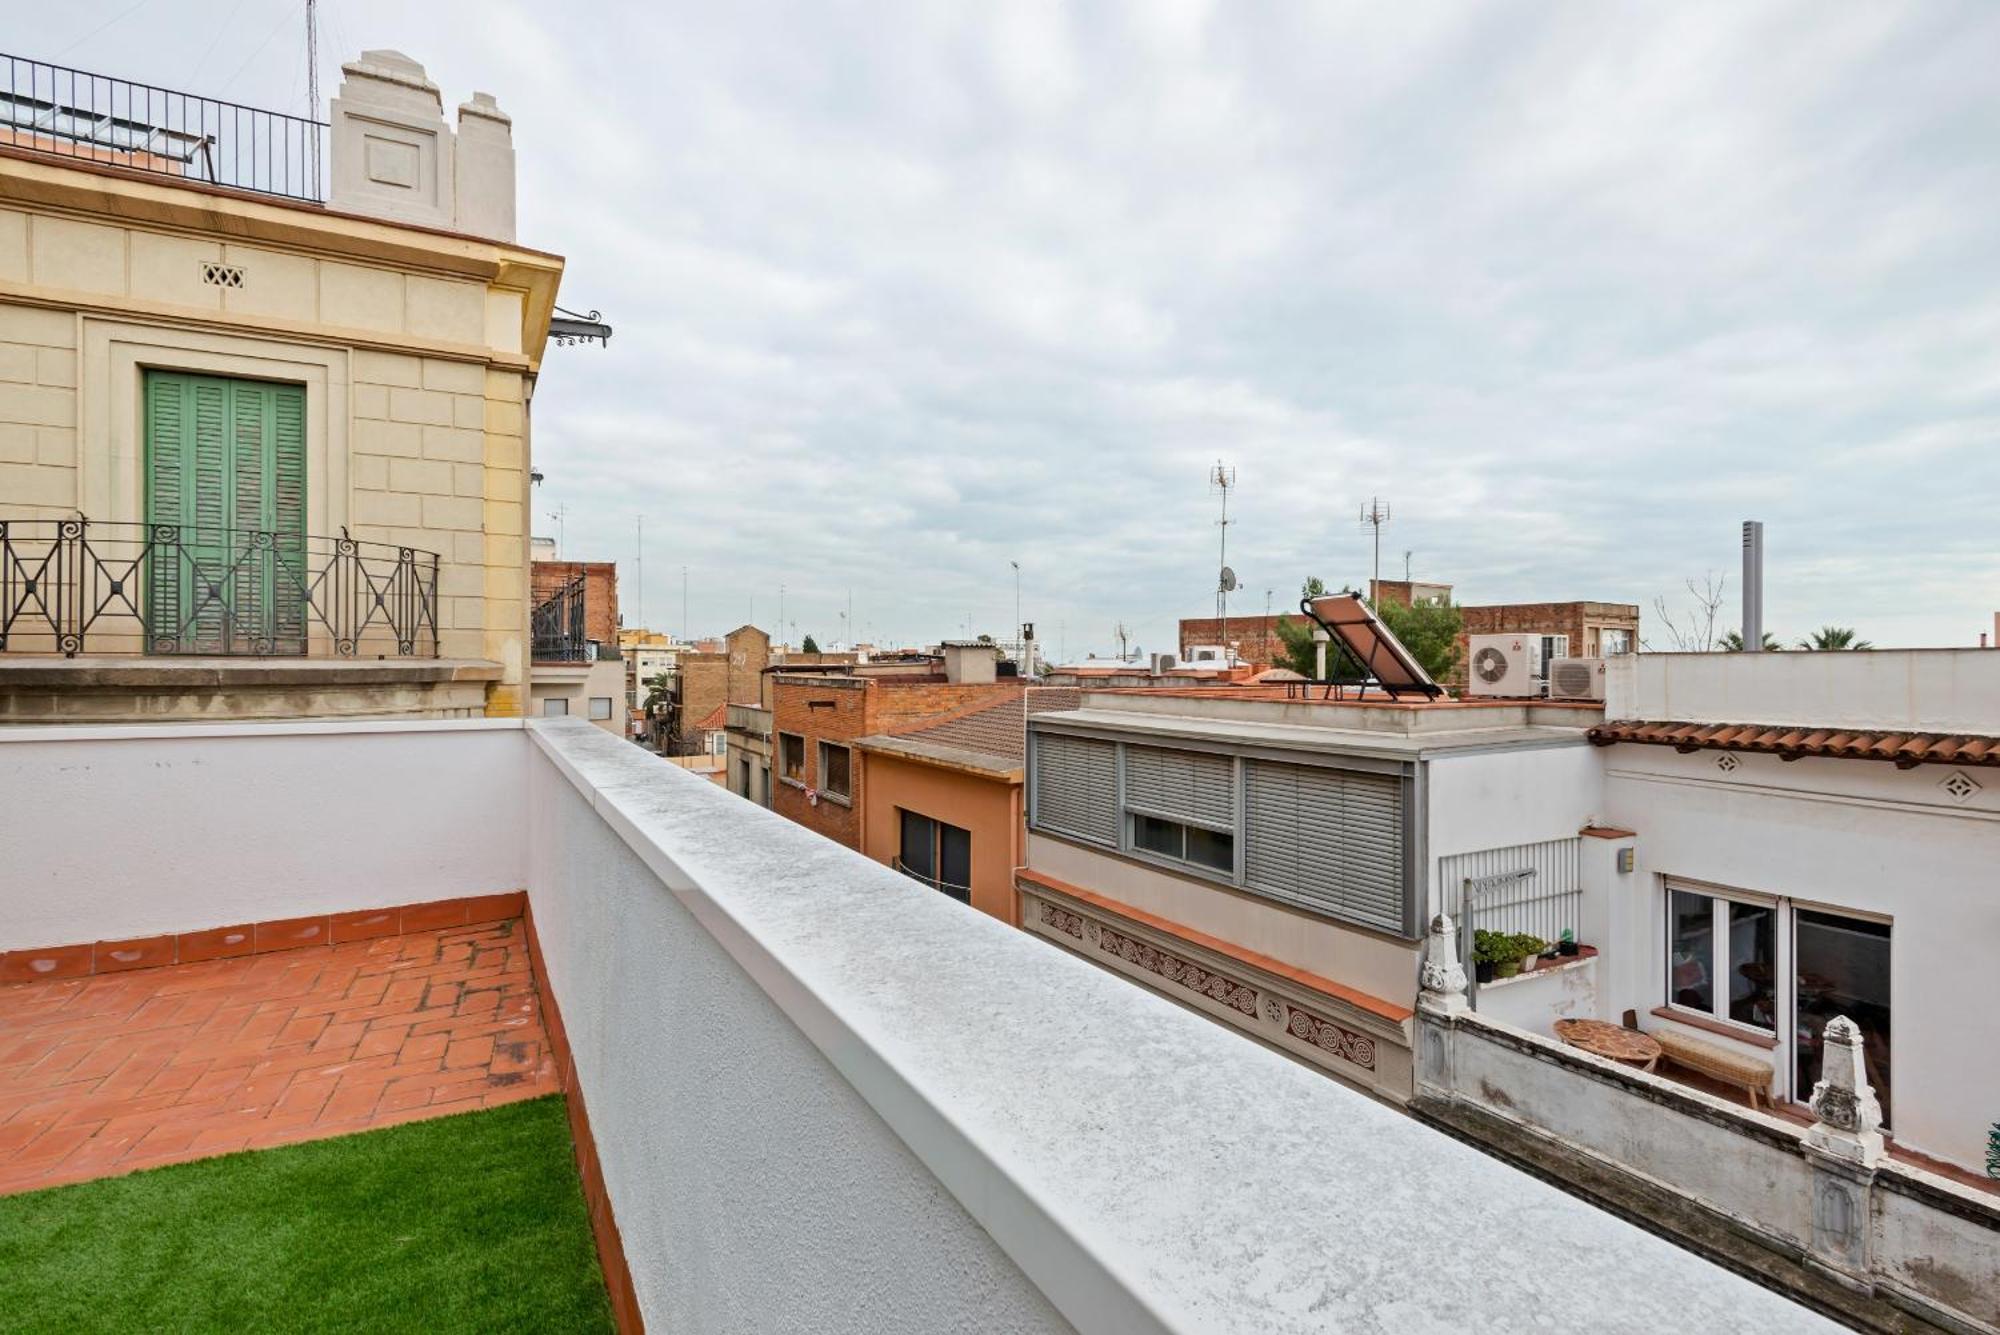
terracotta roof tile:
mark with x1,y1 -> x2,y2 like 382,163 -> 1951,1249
1588,719 -> 2000,768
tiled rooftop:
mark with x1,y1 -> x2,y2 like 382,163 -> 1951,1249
0,919 -> 557,1197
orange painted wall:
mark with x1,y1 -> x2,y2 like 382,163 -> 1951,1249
858,754 -> 1023,926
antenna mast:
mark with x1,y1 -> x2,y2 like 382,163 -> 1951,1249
1359,497 -> 1392,600
1114,622 -> 1130,663
1210,461 -> 1236,660
305,0 -> 320,183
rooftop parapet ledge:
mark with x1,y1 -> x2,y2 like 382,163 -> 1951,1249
329,49 -> 516,240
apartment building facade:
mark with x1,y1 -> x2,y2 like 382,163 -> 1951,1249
663,624 -> 770,754
1021,690 -> 1606,1104
851,686 -> 1079,923
0,49 -> 563,723
527,559 -> 623,733
769,644 -> 1024,852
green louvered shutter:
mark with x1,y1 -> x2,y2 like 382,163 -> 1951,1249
145,371 -> 307,654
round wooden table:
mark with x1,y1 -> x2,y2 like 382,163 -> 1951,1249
1553,1019 -> 1662,1071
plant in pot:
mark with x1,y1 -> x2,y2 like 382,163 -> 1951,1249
1557,928 -> 1580,958
1507,934 -> 1547,976
1472,930 -> 1502,983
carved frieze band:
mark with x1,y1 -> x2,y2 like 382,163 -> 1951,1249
1023,889 -> 1383,1074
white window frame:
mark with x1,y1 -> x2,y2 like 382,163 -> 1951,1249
1663,880 -> 1781,1040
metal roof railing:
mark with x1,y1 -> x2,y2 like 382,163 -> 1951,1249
0,52 -> 325,203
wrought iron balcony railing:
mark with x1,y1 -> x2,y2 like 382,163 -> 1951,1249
0,517 -> 438,658
531,572 -> 588,663
1,52 -> 325,203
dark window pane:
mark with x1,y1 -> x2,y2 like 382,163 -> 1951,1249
1668,888 -> 1714,1013
1726,901 -> 1776,1030
899,809 -> 935,881
938,823 -> 972,903
1133,813 -> 1181,858
1185,825 -> 1234,872
821,745 -> 851,797
781,735 -> 804,779
1795,911 -> 1892,1126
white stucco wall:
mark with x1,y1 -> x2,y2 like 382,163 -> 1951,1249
0,719 -> 525,950
1603,746 -> 2000,1170
1606,648 -> 2000,732
528,719 -> 1833,1334
1424,743 -> 1604,869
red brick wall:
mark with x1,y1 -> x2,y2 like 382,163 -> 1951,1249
532,561 -> 620,645
1175,615 -> 1290,669
770,677 -> 868,848
768,677 -> 1023,850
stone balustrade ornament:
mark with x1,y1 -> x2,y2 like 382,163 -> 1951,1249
1420,913 -> 1468,1012
1805,1015 -> 1884,1167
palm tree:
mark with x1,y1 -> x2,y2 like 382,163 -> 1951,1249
1718,630 -> 1782,652
1801,625 -> 1872,651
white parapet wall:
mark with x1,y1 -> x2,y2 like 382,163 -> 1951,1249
1416,1005 -> 2000,1332
524,719 -> 1833,1334
0,716 -> 1849,1331
1604,647 -> 2000,732
0,719 -> 526,950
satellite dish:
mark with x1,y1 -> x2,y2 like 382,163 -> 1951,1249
1219,566 -> 1237,593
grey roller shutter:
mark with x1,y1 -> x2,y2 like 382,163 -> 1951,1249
1244,759 -> 1407,934
1123,745 -> 1236,830
1032,733 -> 1117,846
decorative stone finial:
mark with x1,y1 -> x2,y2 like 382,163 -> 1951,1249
1805,1015 -> 1884,1166
1420,913 -> 1468,1012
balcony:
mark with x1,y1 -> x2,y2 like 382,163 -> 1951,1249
0,52 -> 325,204
0,517 -> 486,724
0,716 -> 1849,1331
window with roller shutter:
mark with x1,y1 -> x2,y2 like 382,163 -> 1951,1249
1030,733 -> 1118,847
1121,745 -> 1237,830
1243,758 -> 1410,935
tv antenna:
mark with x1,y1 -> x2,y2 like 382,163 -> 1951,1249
1359,497 -> 1392,599
1114,621 -> 1131,663
1211,461 -> 1237,654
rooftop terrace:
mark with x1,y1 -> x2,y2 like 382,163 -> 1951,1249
0,717 -> 1838,1331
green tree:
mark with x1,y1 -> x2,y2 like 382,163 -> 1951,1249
801,634 -> 820,654
1375,596 -> 1464,682
1270,584 -> 1462,684
1718,630 -> 1782,652
641,671 -> 673,712
1800,625 -> 1872,651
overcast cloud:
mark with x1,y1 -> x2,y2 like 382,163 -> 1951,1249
35,2 -> 2000,654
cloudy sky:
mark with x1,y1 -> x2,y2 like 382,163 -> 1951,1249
33,3 -> 2000,654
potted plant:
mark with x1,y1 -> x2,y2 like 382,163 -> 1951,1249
1509,934 -> 1547,975
1557,929 -> 1580,958
1472,930 -> 1501,983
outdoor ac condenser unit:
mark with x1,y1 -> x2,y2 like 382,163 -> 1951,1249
1465,633 -> 1542,697
1546,657 -> 1608,701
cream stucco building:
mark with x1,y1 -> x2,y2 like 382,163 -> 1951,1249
0,49 -> 564,722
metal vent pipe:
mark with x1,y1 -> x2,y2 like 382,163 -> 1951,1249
1741,521 -> 1765,652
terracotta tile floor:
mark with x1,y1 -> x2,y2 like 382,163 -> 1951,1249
0,919 -> 558,1197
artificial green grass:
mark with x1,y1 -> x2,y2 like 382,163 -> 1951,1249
0,1095 -> 615,1334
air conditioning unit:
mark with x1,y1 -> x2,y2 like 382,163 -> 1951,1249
1465,634 -> 1542,697
1547,657 -> 1608,701
1151,652 -> 1177,675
